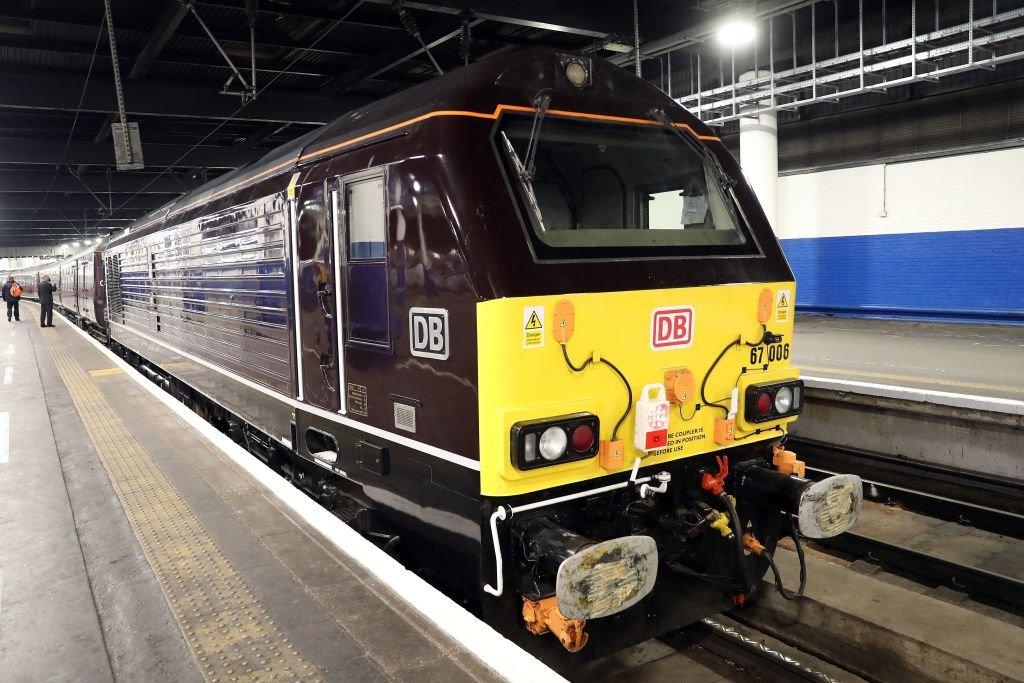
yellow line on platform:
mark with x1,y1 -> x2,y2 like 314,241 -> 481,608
38,323 -> 319,682
799,364 -> 1024,396
88,367 -> 123,378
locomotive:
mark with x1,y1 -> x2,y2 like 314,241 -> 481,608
11,48 -> 862,665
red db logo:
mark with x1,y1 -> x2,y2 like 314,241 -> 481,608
651,306 -> 694,350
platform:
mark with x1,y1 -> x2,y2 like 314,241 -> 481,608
792,315 -> 1024,402
790,314 -> 1024,481
0,306 -> 514,682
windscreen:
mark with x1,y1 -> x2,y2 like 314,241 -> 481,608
497,116 -> 759,258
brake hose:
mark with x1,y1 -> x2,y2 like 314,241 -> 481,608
718,492 -> 749,590
561,344 -> 633,442
764,518 -> 808,600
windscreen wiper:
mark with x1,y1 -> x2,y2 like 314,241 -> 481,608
648,108 -> 738,190
501,131 -> 547,233
500,88 -> 552,232
522,88 -> 552,181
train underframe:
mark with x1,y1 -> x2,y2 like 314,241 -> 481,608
99,327 -> 802,668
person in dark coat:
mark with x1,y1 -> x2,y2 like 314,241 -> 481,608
38,275 -> 56,328
2,276 -> 20,322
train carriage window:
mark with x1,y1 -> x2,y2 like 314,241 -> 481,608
344,174 -> 389,346
497,116 -> 760,259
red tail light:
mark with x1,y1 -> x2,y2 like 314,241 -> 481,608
571,424 -> 595,453
755,392 -> 773,417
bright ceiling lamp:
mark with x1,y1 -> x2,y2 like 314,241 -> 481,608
716,15 -> 756,48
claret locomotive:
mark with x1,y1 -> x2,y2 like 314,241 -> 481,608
12,48 -> 862,665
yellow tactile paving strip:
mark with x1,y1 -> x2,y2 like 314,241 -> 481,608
38,325 -> 321,682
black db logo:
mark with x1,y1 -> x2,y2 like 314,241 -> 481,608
409,307 -> 449,360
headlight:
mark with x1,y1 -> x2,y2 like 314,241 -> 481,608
539,427 -> 568,461
774,386 -> 793,413
511,413 -> 600,470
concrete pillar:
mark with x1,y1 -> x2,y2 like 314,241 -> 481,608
738,70 -> 778,231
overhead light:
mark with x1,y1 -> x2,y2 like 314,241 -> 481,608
72,241 -> 81,247
716,16 -> 757,48
603,41 -> 634,54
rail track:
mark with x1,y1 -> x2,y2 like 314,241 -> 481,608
791,437 -> 1024,613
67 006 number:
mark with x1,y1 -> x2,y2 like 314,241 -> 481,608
750,343 -> 790,365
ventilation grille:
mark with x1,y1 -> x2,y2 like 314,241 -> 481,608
394,402 -> 416,433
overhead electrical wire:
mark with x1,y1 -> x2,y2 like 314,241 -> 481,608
106,0 -> 368,222
38,13 -> 106,218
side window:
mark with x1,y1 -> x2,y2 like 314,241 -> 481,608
344,175 -> 389,346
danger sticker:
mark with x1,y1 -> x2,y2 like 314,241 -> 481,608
651,306 -> 695,350
523,305 -> 544,348
776,290 -> 791,323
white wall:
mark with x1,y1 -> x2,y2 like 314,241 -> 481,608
777,145 -> 1024,239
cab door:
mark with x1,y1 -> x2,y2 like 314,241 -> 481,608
333,167 -> 391,415
292,179 -> 340,411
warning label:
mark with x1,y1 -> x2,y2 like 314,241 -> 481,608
648,426 -> 708,458
523,305 -> 544,348
776,290 -> 791,323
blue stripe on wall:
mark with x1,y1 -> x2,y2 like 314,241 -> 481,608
780,226 -> 1024,325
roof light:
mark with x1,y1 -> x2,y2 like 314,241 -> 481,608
71,241 -> 81,247
716,16 -> 756,48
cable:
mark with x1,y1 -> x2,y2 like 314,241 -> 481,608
733,425 -> 785,441
677,402 -> 699,421
561,344 -> 633,442
764,518 -> 807,600
38,14 -> 106,212
718,492 -> 746,580
700,338 -> 739,416
699,324 -> 771,417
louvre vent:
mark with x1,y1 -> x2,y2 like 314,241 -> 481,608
394,402 -> 417,433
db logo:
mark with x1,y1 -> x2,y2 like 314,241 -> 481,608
409,307 -> 449,360
650,306 -> 695,350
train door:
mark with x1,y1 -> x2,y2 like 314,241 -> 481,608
78,257 -> 89,318
333,167 -> 391,415
292,179 -> 340,411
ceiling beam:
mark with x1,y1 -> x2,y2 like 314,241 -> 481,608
0,9 -> 371,60
0,138 -> 266,168
131,1 -> 191,79
193,0 -> 405,31
0,171 -> 206,194
0,195 -> 165,211
0,216 -> 134,223
0,72 -> 369,125
325,15 -> 477,94
359,0 -> 622,38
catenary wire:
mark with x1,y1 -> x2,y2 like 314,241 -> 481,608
106,1 -> 368,221
38,14 -> 106,214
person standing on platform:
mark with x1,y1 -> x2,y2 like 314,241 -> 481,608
2,276 -> 21,322
38,275 -> 56,328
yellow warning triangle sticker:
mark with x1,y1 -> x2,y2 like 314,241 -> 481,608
525,311 -> 543,330
778,292 -> 789,308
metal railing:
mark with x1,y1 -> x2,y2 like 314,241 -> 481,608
675,1 -> 1024,125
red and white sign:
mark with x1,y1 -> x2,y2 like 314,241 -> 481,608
634,384 -> 670,452
650,306 -> 695,350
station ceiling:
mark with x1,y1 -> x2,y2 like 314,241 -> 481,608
0,0 -> 730,250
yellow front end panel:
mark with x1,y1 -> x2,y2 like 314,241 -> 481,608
478,282 -> 799,497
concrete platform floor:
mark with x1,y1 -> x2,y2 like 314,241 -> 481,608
792,316 -> 1024,400
0,309 -> 499,682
